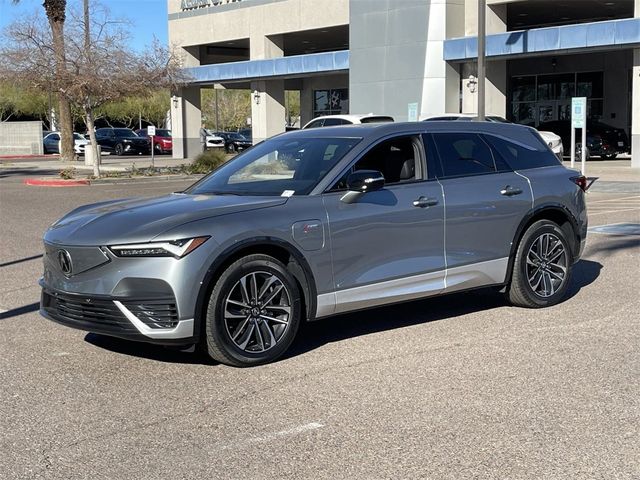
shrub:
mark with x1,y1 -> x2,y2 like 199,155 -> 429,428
190,149 -> 229,174
59,167 -> 76,179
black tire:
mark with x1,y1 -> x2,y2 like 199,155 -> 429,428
114,143 -> 125,156
227,143 -> 236,154
602,153 -> 617,160
508,220 -> 573,308
205,254 -> 302,367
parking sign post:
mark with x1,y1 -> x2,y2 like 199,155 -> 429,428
147,125 -> 156,168
571,97 -> 587,174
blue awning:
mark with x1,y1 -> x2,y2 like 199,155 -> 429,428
444,18 -> 640,62
182,50 -> 349,84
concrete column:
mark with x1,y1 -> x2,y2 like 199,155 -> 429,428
172,46 -> 201,160
632,48 -> 640,168
460,2 -> 507,116
172,86 -> 202,160
250,34 -> 284,60
249,35 -> 285,143
250,80 -> 285,144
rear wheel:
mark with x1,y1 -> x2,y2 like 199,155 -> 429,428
602,153 -> 617,160
205,254 -> 301,367
508,220 -> 573,308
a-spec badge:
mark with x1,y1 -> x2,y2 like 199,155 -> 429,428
57,249 -> 73,276
292,220 -> 324,251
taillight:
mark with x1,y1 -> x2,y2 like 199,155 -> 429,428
572,175 -> 588,192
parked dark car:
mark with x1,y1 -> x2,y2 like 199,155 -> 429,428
238,128 -> 252,141
135,129 -> 173,154
95,128 -> 150,156
213,131 -> 252,153
538,120 -> 629,159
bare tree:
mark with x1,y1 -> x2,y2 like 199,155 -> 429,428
11,0 -> 75,161
1,2 -> 185,177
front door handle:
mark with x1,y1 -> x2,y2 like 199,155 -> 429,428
500,186 -> 523,196
413,196 -> 439,208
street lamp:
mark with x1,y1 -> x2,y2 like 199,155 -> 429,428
477,0 -> 486,121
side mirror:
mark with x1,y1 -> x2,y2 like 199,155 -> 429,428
341,170 -> 385,204
346,170 -> 385,193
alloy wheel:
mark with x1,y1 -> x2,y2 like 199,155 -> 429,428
223,271 -> 291,353
525,233 -> 568,298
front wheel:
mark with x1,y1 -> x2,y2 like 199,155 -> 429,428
508,220 -> 573,308
114,143 -> 125,156
205,254 -> 302,367
227,143 -> 236,154
601,153 -> 617,160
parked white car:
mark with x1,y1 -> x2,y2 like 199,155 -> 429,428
424,114 -> 564,160
205,130 -> 225,149
43,132 -> 89,155
302,114 -> 394,129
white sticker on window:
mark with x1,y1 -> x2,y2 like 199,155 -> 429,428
281,190 -> 295,197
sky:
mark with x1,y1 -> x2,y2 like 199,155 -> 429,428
0,0 -> 168,51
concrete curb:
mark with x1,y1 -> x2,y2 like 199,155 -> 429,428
23,178 -> 90,187
22,174 -> 203,187
90,174 -> 203,184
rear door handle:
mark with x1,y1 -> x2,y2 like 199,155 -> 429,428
500,186 -> 523,196
413,196 -> 439,208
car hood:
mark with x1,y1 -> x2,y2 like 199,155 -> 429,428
538,131 -> 560,142
44,193 -> 288,246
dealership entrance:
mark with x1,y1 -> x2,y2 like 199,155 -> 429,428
510,71 -> 606,127
507,51 -> 633,140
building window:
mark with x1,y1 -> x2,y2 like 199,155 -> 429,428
314,89 -> 348,117
510,72 -> 604,127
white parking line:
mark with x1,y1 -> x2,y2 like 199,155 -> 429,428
589,208 -> 640,216
220,422 -> 325,450
588,195 -> 640,204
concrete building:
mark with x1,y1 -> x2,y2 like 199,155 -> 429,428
168,0 -> 640,167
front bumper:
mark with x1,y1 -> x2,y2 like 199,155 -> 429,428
40,281 -> 195,345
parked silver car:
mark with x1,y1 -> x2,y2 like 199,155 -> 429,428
40,122 -> 588,366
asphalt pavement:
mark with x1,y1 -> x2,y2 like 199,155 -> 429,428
0,167 -> 638,479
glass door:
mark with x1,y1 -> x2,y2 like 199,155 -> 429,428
537,102 -> 557,125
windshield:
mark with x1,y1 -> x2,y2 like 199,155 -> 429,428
156,129 -> 171,137
73,133 -> 85,140
114,129 -> 136,137
186,136 -> 361,196
229,133 -> 247,140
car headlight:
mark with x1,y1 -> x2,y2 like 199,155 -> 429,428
108,236 -> 210,258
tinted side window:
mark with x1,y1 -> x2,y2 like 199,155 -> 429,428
305,119 -> 324,129
322,118 -> 345,127
433,133 -> 496,177
330,135 -> 421,190
484,135 -> 561,170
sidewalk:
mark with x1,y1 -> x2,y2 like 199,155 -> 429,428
0,154 -> 193,174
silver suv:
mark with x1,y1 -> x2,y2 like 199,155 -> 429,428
40,122 -> 588,366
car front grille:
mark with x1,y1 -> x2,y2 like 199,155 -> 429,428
42,290 -> 179,332
121,301 -> 179,329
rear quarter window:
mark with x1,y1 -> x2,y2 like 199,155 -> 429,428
484,134 -> 561,170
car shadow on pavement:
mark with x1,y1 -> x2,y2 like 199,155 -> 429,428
285,259 -> 603,361
83,333 -> 216,365
0,168 -> 61,179
83,259 -> 602,365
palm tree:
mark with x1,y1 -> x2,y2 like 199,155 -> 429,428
12,0 -> 74,161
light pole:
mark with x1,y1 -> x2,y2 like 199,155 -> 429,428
477,0 -> 486,121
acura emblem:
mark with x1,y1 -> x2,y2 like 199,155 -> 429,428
57,250 -> 73,276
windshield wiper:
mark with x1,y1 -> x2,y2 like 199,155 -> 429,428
196,191 -> 243,196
